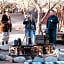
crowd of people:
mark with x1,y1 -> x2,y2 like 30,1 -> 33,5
0,6 -> 64,48
23,9 -> 59,47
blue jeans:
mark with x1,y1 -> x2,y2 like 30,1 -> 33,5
48,29 -> 56,44
33,31 -> 36,39
25,29 -> 33,45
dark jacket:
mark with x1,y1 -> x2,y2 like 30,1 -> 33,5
23,18 -> 36,30
0,14 -> 12,32
47,15 -> 59,29
8,15 -> 12,32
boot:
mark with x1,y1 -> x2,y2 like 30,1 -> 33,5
2,41 -> 4,45
6,41 -> 8,44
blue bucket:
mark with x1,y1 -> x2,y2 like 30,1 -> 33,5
14,40 -> 18,46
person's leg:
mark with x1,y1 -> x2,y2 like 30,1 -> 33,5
30,30 -> 33,44
48,29 -> 53,44
6,32 -> 9,44
6,41 -> 8,44
33,31 -> 36,45
1,32 -> 5,45
2,41 -> 4,45
25,30 -> 29,45
52,29 -> 56,44
51,29 -> 56,49
34,32 -> 36,39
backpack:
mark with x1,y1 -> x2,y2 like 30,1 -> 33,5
14,40 -> 18,46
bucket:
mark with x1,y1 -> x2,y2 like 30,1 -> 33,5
14,40 -> 18,46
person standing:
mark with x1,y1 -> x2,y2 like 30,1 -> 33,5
23,13 -> 36,45
5,9 -> 12,32
47,10 -> 59,47
1,10 -> 12,45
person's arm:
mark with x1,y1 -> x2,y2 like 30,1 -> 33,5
56,16 -> 59,23
52,16 -> 59,24
23,18 -> 29,24
9,23 -> 12,32
8,16 -> 12,32
32,19 -> 36,30
34,21 -> 36,30
9,16 -> 11,21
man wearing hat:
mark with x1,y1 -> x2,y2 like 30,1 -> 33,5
47,10 -> 59,47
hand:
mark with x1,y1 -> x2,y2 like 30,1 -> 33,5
26,18 -> 28,21
50,20 -> 53,22
8,20 -> 11,24
31,24 -> 34,27
49,20 -> 53,22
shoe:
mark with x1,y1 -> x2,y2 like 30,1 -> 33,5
49,43 -> 53,45
2,41 -> 4,45
6,41 -> 8,44
52,44 -> 56,50
29,44 -> 33,46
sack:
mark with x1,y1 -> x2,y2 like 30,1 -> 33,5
0,22 -> 9,32
58,52 -> 64,61
33,56 -> 44,62
14,56 -> 25,63
45,56 -> 57,62
5,55 -> 13,62
0,23 -> 4,32
0,54 -> 6,60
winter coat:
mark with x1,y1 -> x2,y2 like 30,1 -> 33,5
47,15 -> 59,29
0,14 -> 12,32
23,18 -> 36,31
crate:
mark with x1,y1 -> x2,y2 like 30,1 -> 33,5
9,46 -> 19,56
9,45 -> 52,57
35,35 -> 49,45
9,45 -> 36,57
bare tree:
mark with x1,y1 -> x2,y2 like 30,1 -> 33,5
21,0 -> 60,34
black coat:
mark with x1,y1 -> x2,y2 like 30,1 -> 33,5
47,15 -> 59,29
0,14 -> 12,32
